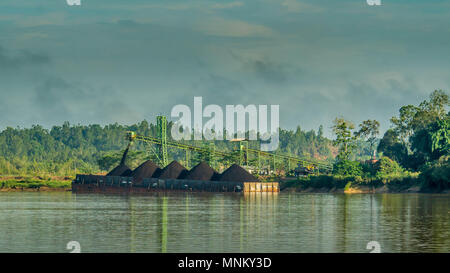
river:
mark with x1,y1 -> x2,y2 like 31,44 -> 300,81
0,192 -> 448,253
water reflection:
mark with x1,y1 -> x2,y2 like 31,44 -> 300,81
0,192 -> 448,253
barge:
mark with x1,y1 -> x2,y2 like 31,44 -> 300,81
72,174 -> 279,193
72,161 -> 279,193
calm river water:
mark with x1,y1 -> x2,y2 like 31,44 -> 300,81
0,192 -> 448,253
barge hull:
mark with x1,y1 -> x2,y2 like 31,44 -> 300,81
72,174 -> 279,193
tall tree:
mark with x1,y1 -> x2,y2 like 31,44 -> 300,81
388,90 -> 449,169
318,125 -> 324,140
377,129 -> 408,166
410,114 -> 450,163
390,104 -> 418,147
332,118 -> 356,161
355,119 -> 380,158
391,90 -> 449,145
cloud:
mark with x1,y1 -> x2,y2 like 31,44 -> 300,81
33,77 -> 140,125
194,17 -> 274,37
245,58 -> 289,83
13,12 -> 66,28
211,2 -> 244,9
191,74 -> 246,101
0,45 -> 50,71
0,0 -> 449,137
280,0 -> 323,13
230,52 -> 291,84
281,0 -> 302,13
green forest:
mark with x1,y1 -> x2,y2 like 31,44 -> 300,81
0,112 -> 341,177
300,90 -> 449,192
0,90 -> 448,191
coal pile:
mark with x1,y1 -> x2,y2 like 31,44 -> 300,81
106,145 -> 132,176
131,160 -> 161,183
210,172 -> 222,181
155,160 -> 187,179
121,168 -> 133,177
104,145 -> 258,183
219,164 -> 259,182
107,164 -> 132,176
182,161 -> 218,181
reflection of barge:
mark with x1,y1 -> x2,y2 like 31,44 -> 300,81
72,160 -> 279,193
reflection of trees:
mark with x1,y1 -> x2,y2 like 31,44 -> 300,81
378,194 -> 449,252
1,192 -> 448,253
337,194 -> 349,253
161,196 -> 168,253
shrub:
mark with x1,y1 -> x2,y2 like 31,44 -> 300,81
419,156 -> 450,191
295,175 -> 351,189
344,181 -> 352,191
374,156 -> 404,178
333,160 -> 363,176
361,163 -> 376,177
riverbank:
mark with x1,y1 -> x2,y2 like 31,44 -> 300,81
0,176 -> 72,192
280,175 -> 450,194
281,183 -> 427,194
1,175 -> 448,194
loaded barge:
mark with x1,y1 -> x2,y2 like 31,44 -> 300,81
72,160 -> 279,194
72,175 -> 279,193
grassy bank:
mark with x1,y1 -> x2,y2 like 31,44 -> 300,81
279,173 -> 440,193
280,155 -> 449,194
0,173 -> 446,194
0,176 -> 72,191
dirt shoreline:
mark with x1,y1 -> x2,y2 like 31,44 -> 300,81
2,186 -> 449,194
281,185 -> 450,194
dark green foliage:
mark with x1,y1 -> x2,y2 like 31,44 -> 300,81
97,151 -> 123,171
294,175 -> 351,189
385,176 -> 418,191
288,90 -> 448,192
430,118 -> 449,155
289,175 -> 385,190
361,162 -> 376,177
278,126 -> 334,159
377,129 -> 409,166
419,156 -> 450,191
373,156 -> 404,178
332,118 -> 357,161
388,90 -> 449,171
0,120 -> 159,176
332,160 -> 363,176
410,116 -> 449,163
355,119 -> 380,155
0,120 -> 336,176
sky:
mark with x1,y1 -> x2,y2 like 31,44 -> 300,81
0,0 -> 449,138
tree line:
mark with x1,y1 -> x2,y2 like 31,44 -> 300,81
330,90 -> 449,190
0,89 -> 446,184
0,119 -> 340,176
